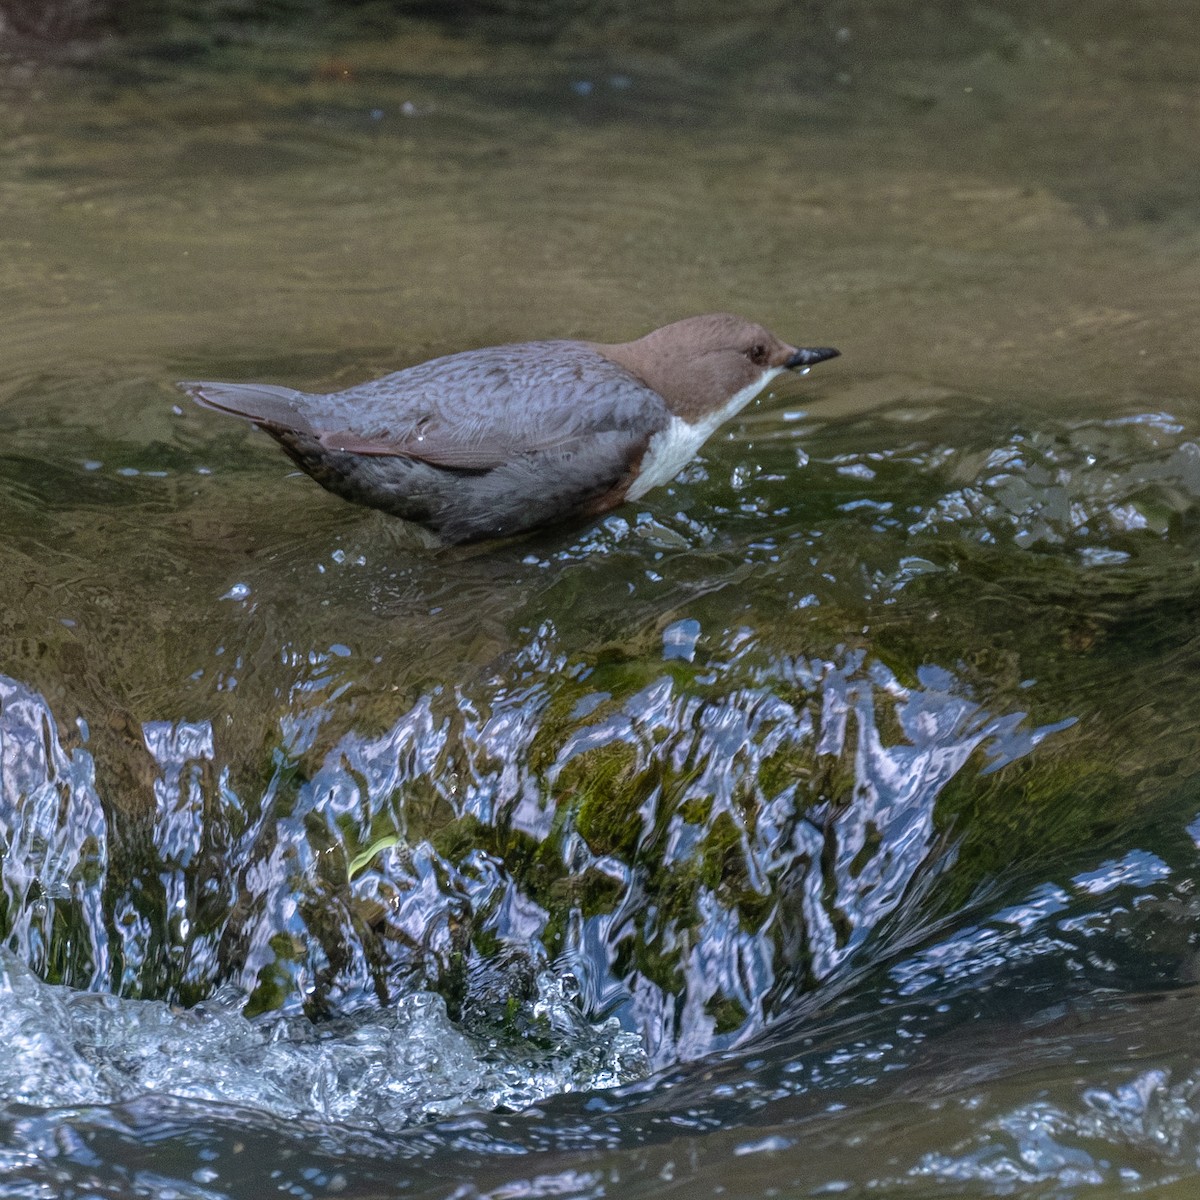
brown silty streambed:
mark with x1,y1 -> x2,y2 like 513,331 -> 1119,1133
2,3 -> 1200,1197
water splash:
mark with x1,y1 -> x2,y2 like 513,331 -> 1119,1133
0,675 -> 108,990
0,948 -> 644,1128
906,415 -> 1200,550
0,617 -> 1072,1080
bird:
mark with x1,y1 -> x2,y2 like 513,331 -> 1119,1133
180,314 -> 839,545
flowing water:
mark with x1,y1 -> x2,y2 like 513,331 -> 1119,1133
2,2 -> 1200,1195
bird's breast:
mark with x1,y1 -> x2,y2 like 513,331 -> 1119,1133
625,368 -> 782,500
626,416 -> 711,500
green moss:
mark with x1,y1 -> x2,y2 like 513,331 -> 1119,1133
548,865 -> 623,918
734,886 -> 775,936
524,655 -> 656,776
655,863 -> 701,927
700,810 -> 744,891
695,810 -> 774,933
244,932 -> 304,1018
756,745 -> 813,801
848,822 -> 882,879
430,812 -> 493,864
678,795 -> 713,825
811,753 -> 859,809
564,742 -> 649,860
731,778 -> 759,842
393,779 -> 457,847
706,995 -> 748,1036
613,920 -> 685,997
932,739 -> 1131,913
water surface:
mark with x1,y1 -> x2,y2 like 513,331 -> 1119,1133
2,2 -> 1200,1196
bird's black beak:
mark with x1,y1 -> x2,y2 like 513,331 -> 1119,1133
785,347 -> 840,369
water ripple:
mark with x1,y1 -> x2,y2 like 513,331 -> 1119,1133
0,614 -> 1072,1104
0,676 -> 108,991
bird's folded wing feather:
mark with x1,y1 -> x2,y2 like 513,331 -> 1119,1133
308,341 -> 670,470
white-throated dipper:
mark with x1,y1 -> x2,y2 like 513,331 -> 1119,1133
181,314 -> 839,544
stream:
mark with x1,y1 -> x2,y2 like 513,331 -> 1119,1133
2,2 -> 1200,1196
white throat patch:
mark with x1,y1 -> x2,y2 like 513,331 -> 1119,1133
626,367 -> 784,501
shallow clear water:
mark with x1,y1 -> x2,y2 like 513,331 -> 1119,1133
2,2 -> 1200,1196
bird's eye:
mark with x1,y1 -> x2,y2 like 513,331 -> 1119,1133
748,344 -> 767,365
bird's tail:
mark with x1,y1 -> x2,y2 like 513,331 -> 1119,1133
178,381 -> 317,435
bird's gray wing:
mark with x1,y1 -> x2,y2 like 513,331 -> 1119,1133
306,341 -> 670,470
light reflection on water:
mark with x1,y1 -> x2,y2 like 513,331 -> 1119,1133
1,625 -> 1066,1063
6,819 -> 1200,1197
4,397 -> 1200,1196
3,394 -> 1200,1193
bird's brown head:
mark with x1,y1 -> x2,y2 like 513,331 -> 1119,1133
596,313 -> 839,422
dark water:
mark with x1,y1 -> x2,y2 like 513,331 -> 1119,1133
2,3 -> 1200,1196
